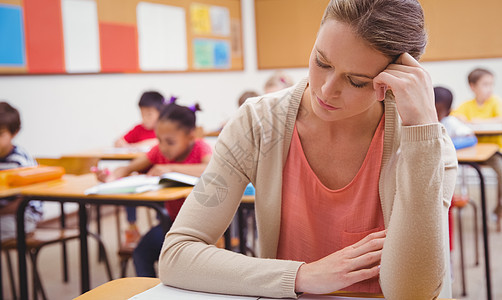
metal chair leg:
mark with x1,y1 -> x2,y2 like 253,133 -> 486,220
88,232 -> 113,280
4,250 -> 18,300
120,258 -> 128,278
456,207 -> 467,297
468,200 -> 480,266
29,249 -> 48,300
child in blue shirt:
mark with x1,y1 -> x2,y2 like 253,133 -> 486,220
0,101 -> 43,241
435,86 -> 502,227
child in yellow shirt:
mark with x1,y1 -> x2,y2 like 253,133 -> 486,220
451,68 -> 502,147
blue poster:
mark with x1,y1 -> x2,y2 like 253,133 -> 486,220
213,40 -> 230,69
0,5 -> 26,66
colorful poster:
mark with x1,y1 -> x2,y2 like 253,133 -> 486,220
191,4 -> 211,35
210,6 -> 230,36
193,39 -> 214,69
137,2 -> 187,71
24,0 -> 65,73
61,0 -> 101,73
213,40 -> 230,68
100,23 -> 138,72
0,4 -> 25,66
193,39 -> 230,69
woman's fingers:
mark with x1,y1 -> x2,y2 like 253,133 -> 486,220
372,52 -> 436,126
345,264 -> 381,285
394,52 -> 421,67
351,229 -> 386,248
346,230 -> 385,260
295,230 -> 386,294
347,236 -> 385,259
350,249 -> 382,271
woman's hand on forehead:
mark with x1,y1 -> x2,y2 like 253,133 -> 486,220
372,53 -> 438,126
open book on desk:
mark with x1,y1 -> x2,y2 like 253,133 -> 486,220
85,172 -> 198,195
130,283 -> 384,299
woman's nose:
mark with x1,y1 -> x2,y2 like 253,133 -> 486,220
321,74 -> 342,99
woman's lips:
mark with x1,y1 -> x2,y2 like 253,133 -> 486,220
317,97 -> 339,111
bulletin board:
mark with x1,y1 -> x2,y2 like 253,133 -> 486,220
255,0 -> 502,69
0,0 -> 243,74
255,0 -> 328,69
419,0 -> 502,61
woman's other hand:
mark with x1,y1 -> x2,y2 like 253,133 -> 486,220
295,229 -> 386,294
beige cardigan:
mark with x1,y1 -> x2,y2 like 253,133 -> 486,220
159,78 -> 458,299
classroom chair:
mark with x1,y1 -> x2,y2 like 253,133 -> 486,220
1,203 -> 113,300
449,166 -> 480,297
35,156 -> 110,261
115,206 -> 157,277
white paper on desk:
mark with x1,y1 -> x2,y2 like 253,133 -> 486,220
129,283 -> 259,299
84,175 -> 161,195
262,295 -> 384,299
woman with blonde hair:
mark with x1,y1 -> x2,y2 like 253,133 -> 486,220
159,0 -> 457,298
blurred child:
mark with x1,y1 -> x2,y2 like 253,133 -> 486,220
263,70 -> 295,94
115,91 -> 166,148
238,90 -> 259,107
114,91 -> 166,241
211,90 -> 259,134
0,101 -> 42,241
95,102 -> 212,277
435,86 -> 502,228
451,68 -> 502,147
435,87 -> 477,149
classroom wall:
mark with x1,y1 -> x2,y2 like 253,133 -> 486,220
2,0 -> 502,157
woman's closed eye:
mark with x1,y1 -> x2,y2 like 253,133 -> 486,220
315,56 -> 331,69
348,77 -> 369,88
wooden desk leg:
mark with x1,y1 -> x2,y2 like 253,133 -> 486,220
78,202 -> 91,294
461,162 -> 492,300
16,196 -> 30,300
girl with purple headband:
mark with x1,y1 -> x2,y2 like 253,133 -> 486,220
95,100 -> 212,277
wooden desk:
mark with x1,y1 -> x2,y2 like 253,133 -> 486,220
469,123 -> 502,136
456,143 -> 499,300
15,174 -> 192,299
456,143 -> 499,162
73,277 -> 457,299
74,277 -> 160,300
0,185 -> 22,198
62,148 -> 147,161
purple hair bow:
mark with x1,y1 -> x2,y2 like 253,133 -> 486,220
189,104 -> 198,112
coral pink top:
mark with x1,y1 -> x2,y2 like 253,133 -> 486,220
277,117 -> 385,293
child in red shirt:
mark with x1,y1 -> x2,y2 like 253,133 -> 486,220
115,91 -> 166,149
96,102 -> 212,277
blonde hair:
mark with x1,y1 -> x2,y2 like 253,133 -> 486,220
321,0 -> 427,60
264,70 -> 295,93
